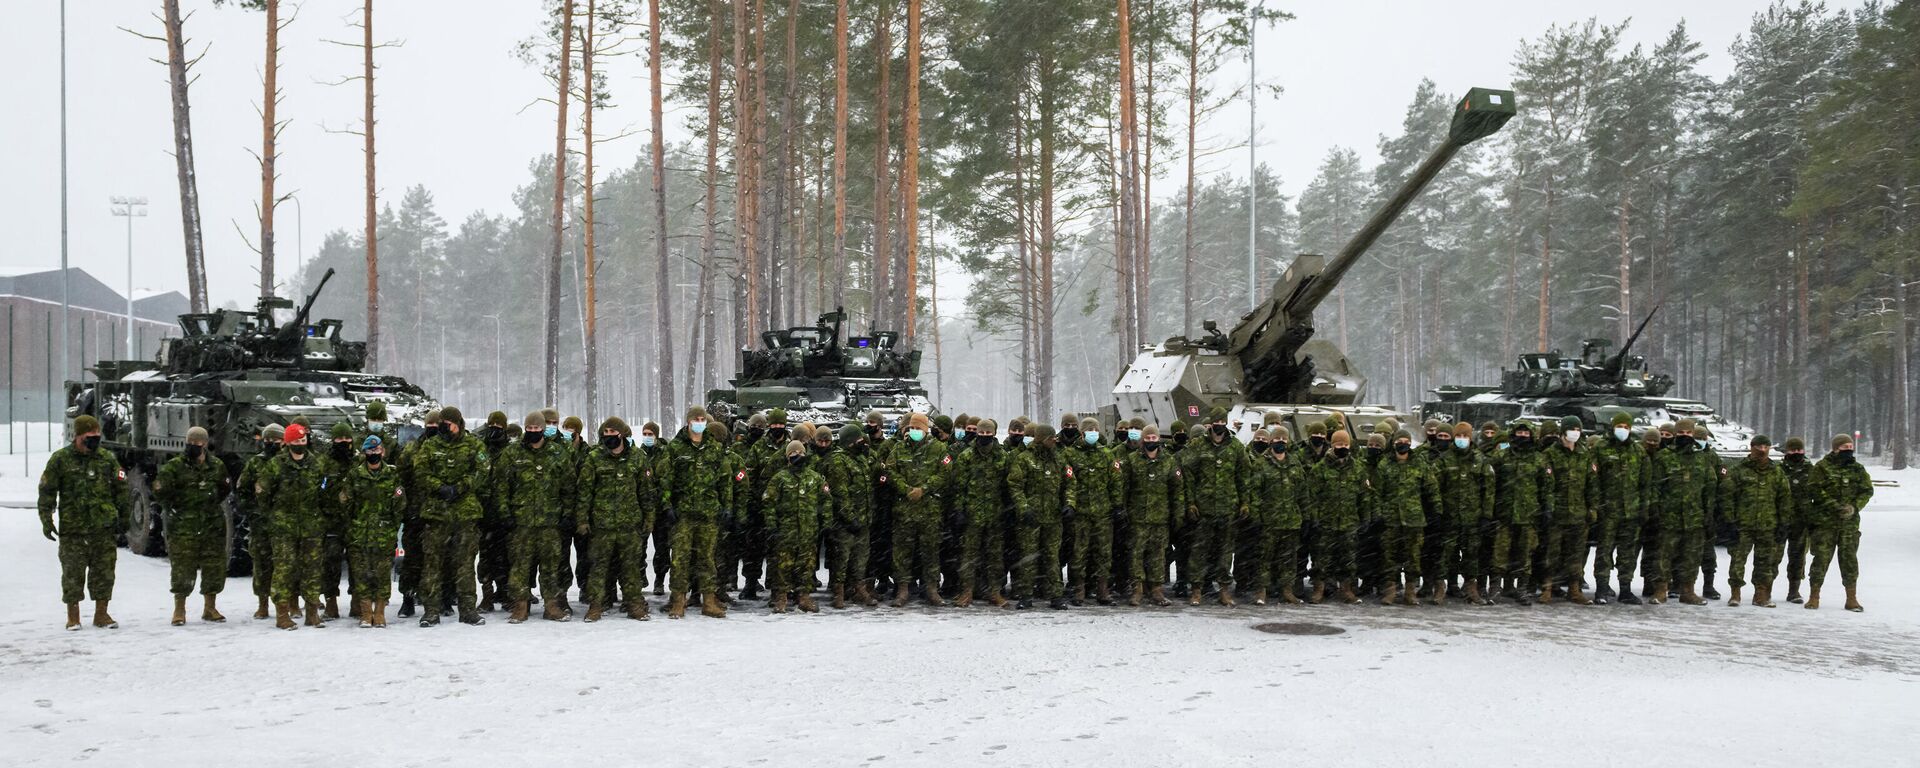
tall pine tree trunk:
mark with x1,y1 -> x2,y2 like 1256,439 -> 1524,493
258,0 -> 282,297
901,0 -> 923,339
1182,0 -> 1196,337
360,0 -> 379,369
161,0 -> 208,314
650,0 -> 674,417
832,0 -> 849,312
583,0 -> 600,423
545,1 -> 575,407
871,0 -> 893,328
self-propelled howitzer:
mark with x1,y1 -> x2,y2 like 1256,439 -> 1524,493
1112,87 -> 1515,438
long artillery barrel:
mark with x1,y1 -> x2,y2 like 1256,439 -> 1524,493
1287,88 -> 1515,322
276,267 -> 337,345
1603,303 -> 1661,375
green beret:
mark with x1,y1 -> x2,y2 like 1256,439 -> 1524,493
365,401 -> 387,420
1610,411 -> 1633,427
330,422 -> 355,439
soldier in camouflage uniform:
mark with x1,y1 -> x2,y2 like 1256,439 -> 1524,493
736,410 -> 787,601
394,408 -> 439,619
340,435 -> 405,627
1541,415 -> 1597,605
257,423 -> 330,629
1373,430 -> 1437,606
236,424 -> 283,619
1435,422 -> 1494,605
1063,416 -> 1121,606
1491,420 -> 1551,605
639,421 -> 672,596
662,406 -> 736,619
411,406 -> 491,626
764,440 -> 829,613
1415,421 -> 1458,602
883,412 -> 952,607
40,415 -> 130,630
1120,424 -> 1184,607
1183,407 -> 1248,607
318,422 -> 359,620
1007,423 -> 1075,609
1240,429 -> 1301,606
1654,419 -> 1714,605
577,417 -> 653,622
496,411 -> 573,623
1806,434 -> 1871,612
1777,436 -> 1815,603
1356,430 -> 1389,596
1591,412 -> 1650,604
1306,429 -> 1368,604
823,424 -> 878,609
154,426 -> 231,626
1688,423 -> 1726,601
1721,435 -> 1789,607
952,418 -> 1010,608
475,411 -> 515,613
1637,424 -> 1672,602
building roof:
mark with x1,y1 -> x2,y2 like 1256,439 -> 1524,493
0,267 -> 186,323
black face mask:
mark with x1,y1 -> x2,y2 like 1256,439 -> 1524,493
288,444 -> 307,458
522,431 -> 543,447
1173,432 -> 1189,446
332,441 -> 353,461
1250,440 -> 1268,453
185,444 -> 205,460
787,454 -> 806,467
850,443 -> 869,456
1210,424 -> 1228,438
1393,443 -> 1412,456
1059,427 -> 1079,444
1365,446 -> 1383,460
1786,453 -> 1807,464
1310,435 -> 1328,449
1272,441 -> 1288,454
83,434 -> 102,451
440,427 -> 459,441
768,427 -> 788,442
262,441 -> 281,457
601,434 -> 625,450
1512,436 -> 1533,449
423,425 -> 442,439
978,434 -> 997,448
1144,441 -> 1161,454
1332,447 -> 1351,459
365,453 -> 383,466
866,424 -> 881,437
1425,432 -> 1439,444
812,442 -> 831,455
1676,436 -> 1695,449
482,425 -> 505,442
1833,449 -> 1854,463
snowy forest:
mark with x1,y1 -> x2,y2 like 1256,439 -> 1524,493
147,0 -> 1913,463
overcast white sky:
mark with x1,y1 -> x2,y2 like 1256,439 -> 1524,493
1,1 -> 1793,314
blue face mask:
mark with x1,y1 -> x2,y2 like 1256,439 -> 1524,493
907,428 -> 926,442
1498,442 -> 1511,451
640,435 -> 656,448
1084,431 -> 1100,445
544,425 -> 559,438
1453,437 -> 1469,450
1019,436 -> 1030,446
1613,427 -> 1630,442
690,421 -> 708,435
560,429 -> 575,443
1127,429 -> 1142,442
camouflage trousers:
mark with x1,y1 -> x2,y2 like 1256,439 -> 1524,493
829,525 -> 871,593
349,543 -> 396,602
725,509 -> 767,590
1381,525 -> 1423,583
1661,524 -> 1706,590
167,532 -> 226,597
1596,515 -> 1638,586
769,525 -> 817,596
1637,517 -> 1667,587
1543,521 -> 1589,585
270,534 -> 324,605
892,513 -> 942,590
58,532 -> 117,604
1727,527 -> 1779,588
477,520 -> 512,600
507,526 -> 565,603
1187,515 -> 1236,590
956,516 -> 1001,595
399,516 -> 423,597
249,521 -> 274,598
1807,525 -> 1860,588
1774,520 -> 1808,585
419,521 -> 478,615
1130,522 -> 1171,586
1454,521 -> 1490,582
1169,517 -> 1192,589
651,518 -> 675,588
669,520 -> 721,596
1420,517 -> 1454,588
1109,517 -> 1135,590
586,529 -> 647,608
1010,519 -> 1063,601
320,535 -> 347,599
1065,512 -> 1113,591
554,526 -> 585,593
1232,522 -> 1299,593
1231,519 -> 1264,589
1310,524 -> 1356,583
1355,519 -> 1384,589
1492,523 -> 1537,584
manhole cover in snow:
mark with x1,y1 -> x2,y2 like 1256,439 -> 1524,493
1251,622 -> 1345,636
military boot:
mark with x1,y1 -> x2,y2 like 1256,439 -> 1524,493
667,592 -> 688,619
1753,581 -> 1775,608
418,610 -> 441,628
797,592 -> 820,613
324,595 -> 341,620
772,592 -> 790,613
65,602 -> 82,631
954,585 -> 973,609
1188,585 -> 1203,606
1616,579 -> 1643,605
831,584 -> 848,610
892,584 -> 911,608
172,596 -> 188,627
700,591 -> 728,618
1402,581 -> 1421,607
1726,586 -> 1742,607
1095,578 -> 1114,606
541,596 -> 568,621
1071,585 -> 1086,607
1049,596 -> 1070,610
1567,582 -> 1593,606
1339,581 -> 1361,604
1379,581 -> 1401,607
857,583 -> 879,607
740,581 -> 762,601
93,601 -> 118,629
1804,585 -> 1821,610
1309,581 -> 1326,604
304,602 -> 325,627
1702,581 -> 1722,600
1218,582 -> 1237,607
1844,586 -> 1862,612
398,593 -> 417,618
1787,579 -> 1804,604
1129,583 -> 1145,607
626,598 -> 651,621
1464,580 -> 1483,606
349,597 -> 363,620
1537,582 -> 1554,605
1679,583 -> 1706,605
1594,579 -> 1616,605
1279,585 -> 1304,605
1430,579 -> 1448,607
584,603 -> 606,623
508,599 -> 530,624
372,601 -> 388,628
358,599 -> 376,628
275,600 -> 297,630
254,595 -> 270,620
459,610 -> 485,626
988,588 -> 1011,608
1647,580 -> 1667,605
925,586 -> 947,608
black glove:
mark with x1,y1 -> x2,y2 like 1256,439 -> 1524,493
1114,507 -> 1131,525
660,506 -> 678,526
437,484 -> 459,501
946,509 -> 966,532
719,508 -> 736,532
42,522 -> 57,542
1061,505 -> 1077,521
1022,508 -> 1037,527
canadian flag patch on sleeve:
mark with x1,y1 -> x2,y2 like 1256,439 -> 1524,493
1065,466 -> 1076,479
117,469 -> 127,481
734,470 -> 747,481
941,455 -> 952,466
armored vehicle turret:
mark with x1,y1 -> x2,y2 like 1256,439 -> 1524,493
707,307 -> 936,431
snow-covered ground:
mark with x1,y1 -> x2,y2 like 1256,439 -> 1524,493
2,445 -> 1917,766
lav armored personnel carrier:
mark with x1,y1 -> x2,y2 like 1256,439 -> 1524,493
1416,307 -> 1757,462
707,307 -> 935,431
1112,86 -> 1516,439
63,269 -> 439,569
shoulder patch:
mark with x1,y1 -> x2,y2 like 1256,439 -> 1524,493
735,470 -> 747,481
1065,465 -> 1075,479
941,455 -> 952,466
117,468 -> 127,481
1112,461 -> 1122,471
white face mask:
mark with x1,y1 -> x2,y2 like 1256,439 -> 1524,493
367,421 -> 385,431
1565,430 -> 1582,444
1453,437 -> 1469,450
1613,427 -> 1630,442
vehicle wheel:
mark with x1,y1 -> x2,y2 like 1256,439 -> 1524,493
125,465 -> 166,557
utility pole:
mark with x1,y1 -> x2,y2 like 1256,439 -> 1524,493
60,0 -> 71,387
1246,1 -> 1260,311
482,313 -> 503,411
111,196 -> 149,359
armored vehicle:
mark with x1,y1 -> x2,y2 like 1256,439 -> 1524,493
1113,86 -> 1516,440
63,269 -> 439,570
1417,306 -> 1756,462
707,307 -> 935,431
